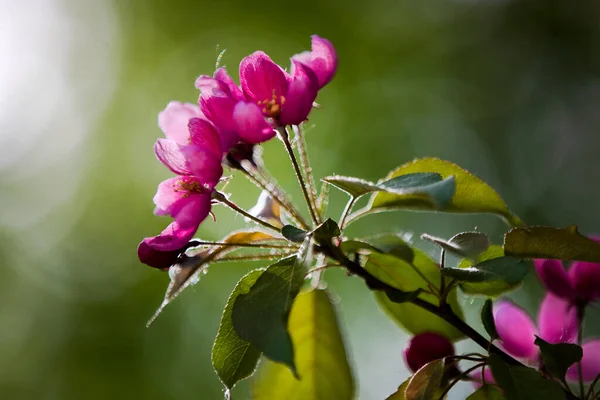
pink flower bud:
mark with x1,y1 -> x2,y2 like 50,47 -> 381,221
404,332 -> 454,373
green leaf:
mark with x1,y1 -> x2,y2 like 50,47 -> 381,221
466,385 -> 505,400
312,218 -> 341,245
488,354 -> 564,400
341,234 -> 414,262
212,270 -> 263,393
385,289 -> 422,304
282,225 -> 308,243
534,336 -> 583,380
147,230 -> 277,326
365,253 -> 430,292
373,249 -> 465,341
231,255 -> 307,374
370,158 -> 523,226
252,289 -> 354,400
422,232 -> 490,259
504,225 -> 600,263
481,299 -> 499,341
322,172 -> 443,199
386,378 -> 410,400
454,246 -> 529,296
405,359 -> 445,400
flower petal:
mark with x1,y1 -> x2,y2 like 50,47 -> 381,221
291,35 -> 338,88
566,340 -> 600,382
535,259 -> 574,300
154,139 -> 223,184
469,365 -> 496,388
232,101 -> 275,143
146,194 -> 212,251
239,51 -> 289,104
569,261 -> 600,303
158,101 -> 202,145
494,301 -> 538,359
279,60 -> 319,126
199,95 -> 240,151
138,239 -> 182,270
188,118 -> 222,158
538,293 -> 578,344
214,67 -> 244,101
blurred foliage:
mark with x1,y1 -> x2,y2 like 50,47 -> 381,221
2,0 -> 600,399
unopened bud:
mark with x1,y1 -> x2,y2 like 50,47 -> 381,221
404,332 -> 454,373
247,191 -> 283,228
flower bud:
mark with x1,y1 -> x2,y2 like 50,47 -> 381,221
404,332 -> 454,373
247,191 -> 283,228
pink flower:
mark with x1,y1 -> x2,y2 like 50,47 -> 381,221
535,237 -> 600,305
492,294 -> 600,383
291,35 -> 338,89
138,118 -> 223,268
196,35 -> 337,146
158,101 -> 204,145
196,67 -> 273,149
404,332 -> 455,373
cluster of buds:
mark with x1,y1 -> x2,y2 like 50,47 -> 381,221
137,35 -> 337,269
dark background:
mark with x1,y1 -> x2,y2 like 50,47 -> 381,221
2,0 -> 600,398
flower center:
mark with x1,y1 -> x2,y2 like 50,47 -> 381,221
174,177 -> 207,198
258,90 -> 285,119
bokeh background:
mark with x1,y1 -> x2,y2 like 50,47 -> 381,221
2,0 -> 600,398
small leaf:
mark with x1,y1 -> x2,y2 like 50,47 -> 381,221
231,255 -> 307,374
386,378 -> 411,400
373,249 -> 465,341
365,253 -> 430,292
488,354 -> 564,400
282,225 -> 308,243
148,229 -> 277,325
312,218 -> 341,245
481,299 -> 499,341
321,175 -> 382,197
212,270 -> 263,392
370,158 -> 522,226
504,225 -> 600,263
385,289 -> 422,304
452,247 -> 530,296
323,173 -> 444,199
466,385 -> 505,400
405,359 -> 445,400
422,232 -> 490,259
342,234 -> 414,262
252,289 -> 355,400
534,336 -> 583,380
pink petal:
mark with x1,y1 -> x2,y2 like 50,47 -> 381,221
153,139 -> 223,184
535,259 -> 574,300
153,176 -> 214,217
195,75 -> 229,97
146,194 -> 212,251
188,118 -> 222,158
199,95 -> 240,151
537,293 -> 578,344
138,239 -> 181,270
279,60 -> 319,126
214,67 -> 244,101
232,102 -> 275,144
239,51 -> 289,104
566,340 -> 600,382
158,101 -> 202,145
494,301 -> 538,359
469,365 -> 496,388
569,261 -> 600,303
291,35 -> 338,88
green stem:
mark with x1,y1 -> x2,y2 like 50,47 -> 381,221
578,305 -> 586,399
292,125 -> 320,223
585,372 -> 600,400
190,240 -> 297,250
437,363 -> 485,400
212,252 -> 293,263
277,127 -> 320,225
239,163 -> 309,229
339,196 -> 358,231
213,191 -> 282,233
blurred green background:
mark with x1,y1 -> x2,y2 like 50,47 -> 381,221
2,0 -> 600,398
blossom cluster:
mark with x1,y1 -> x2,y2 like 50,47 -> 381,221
137,36 -> 337,269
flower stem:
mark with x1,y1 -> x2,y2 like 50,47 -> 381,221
277,127 -> 320,225
190,240 -> 297,249
292,125 -> 320,223
578,305 -> 586,400
437,362 -> 485,400
239,162 -> 309,229
213,191 -> 282,233
339,196 -> 358,231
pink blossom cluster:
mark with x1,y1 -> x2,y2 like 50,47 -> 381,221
137,36 -> 338,269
